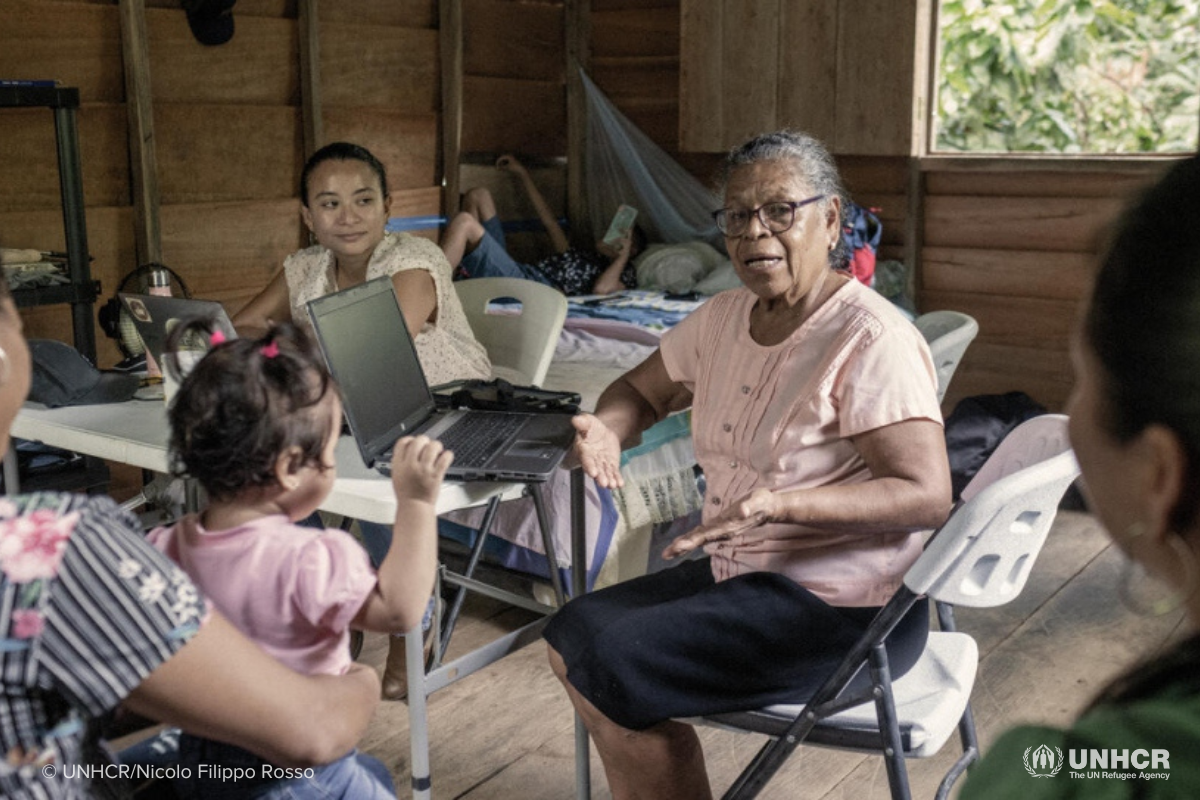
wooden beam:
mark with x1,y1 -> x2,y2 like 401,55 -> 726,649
298,0 -> 323,158
118,0 -> 161,265
440,0 -> 463,216
565,0 -> 591,247
906,157 -> 924,308
679,0 -> 724,152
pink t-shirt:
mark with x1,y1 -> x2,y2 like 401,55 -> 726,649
659,281 -> 943,607
147,515 -> 377,675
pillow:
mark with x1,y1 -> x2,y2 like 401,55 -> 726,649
635,242 -> 733,293
693,260 -> 742,295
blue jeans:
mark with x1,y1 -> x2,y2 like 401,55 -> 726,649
356,520 -> 392,569
456,216 -> 554,286
172,736 -> 394,799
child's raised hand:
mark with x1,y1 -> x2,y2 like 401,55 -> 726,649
389,435 -> 454,504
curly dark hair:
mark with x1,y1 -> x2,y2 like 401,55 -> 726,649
163,320 -> 336,501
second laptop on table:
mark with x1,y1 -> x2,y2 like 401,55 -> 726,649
306,276 -> 575,482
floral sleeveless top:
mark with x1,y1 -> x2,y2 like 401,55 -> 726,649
285,232 -> 492,386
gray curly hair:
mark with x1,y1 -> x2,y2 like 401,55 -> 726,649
718,130 -> 847,269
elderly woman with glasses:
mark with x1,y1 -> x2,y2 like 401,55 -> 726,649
544,130 -> 952,799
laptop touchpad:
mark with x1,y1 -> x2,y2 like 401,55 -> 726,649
507,439 -> 561,460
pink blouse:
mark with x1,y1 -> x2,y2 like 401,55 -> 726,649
659,281 -> 943,606
148,514 -> 377,675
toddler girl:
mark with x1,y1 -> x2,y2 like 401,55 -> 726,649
148,320 -> 451,799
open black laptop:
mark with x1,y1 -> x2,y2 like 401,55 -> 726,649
306,277 -> 575,482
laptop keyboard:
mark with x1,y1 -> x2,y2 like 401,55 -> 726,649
436,412 -> 527,468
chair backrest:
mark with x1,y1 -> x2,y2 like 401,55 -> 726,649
914,310 -> 979,402
905,414 -> 1080,607
453,277 -> 568,387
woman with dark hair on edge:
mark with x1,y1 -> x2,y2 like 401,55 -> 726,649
544,130 -> 952,799
0,267 -> 380,799
233,141 -> 490,700
960,155 -> 1200,798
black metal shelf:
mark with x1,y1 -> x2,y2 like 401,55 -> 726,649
1,84 -> 97,361
11,281 -> 101,309
0,84 -> 79,110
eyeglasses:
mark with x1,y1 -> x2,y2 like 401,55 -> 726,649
712,195 -> 826,237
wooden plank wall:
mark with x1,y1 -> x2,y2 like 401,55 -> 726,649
0,0 -> 441,368
678,0 -> 926,157
457,0 -> 565,264
0,0 -> 131,365
918,161 -> 1170,412
455,0 -> 908,254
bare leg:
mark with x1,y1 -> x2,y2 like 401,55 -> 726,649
441,187 -> 502,271
548,644 -> 713,800
440,211 -> 487,272
461,185 -> 498,221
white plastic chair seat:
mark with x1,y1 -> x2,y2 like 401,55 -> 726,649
707,632 -> 977,758
488,364 -> 529,386
454,277 -> 568,388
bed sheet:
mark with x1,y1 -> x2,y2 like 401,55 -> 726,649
565,289 -> 705,331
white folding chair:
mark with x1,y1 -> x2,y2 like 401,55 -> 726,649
453,277 -> 568,387
703,414 -> 1080,800
915,310 -> 980,402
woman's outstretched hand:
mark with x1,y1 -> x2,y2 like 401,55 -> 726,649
569,413 -> 624,489
662,488 -> 776,560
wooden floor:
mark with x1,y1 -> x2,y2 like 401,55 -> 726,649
354,511 -> 1190,799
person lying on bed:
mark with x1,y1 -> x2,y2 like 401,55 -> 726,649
231,141 -> 490,702
543,130 -> 953,800
441,153 -> 646,296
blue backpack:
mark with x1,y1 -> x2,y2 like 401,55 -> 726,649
842,200 -> 883,285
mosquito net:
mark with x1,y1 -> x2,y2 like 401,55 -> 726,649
581,70 -> 723,249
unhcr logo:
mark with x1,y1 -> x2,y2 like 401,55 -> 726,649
1024,744 -> 1063,777
1020,746 -> 1172,781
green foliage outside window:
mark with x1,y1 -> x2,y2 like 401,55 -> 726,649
935,0 -> 1199,153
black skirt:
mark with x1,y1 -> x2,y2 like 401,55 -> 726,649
543,557 -> 928,730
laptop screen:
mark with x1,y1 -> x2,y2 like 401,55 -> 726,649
306,277 -> 435,465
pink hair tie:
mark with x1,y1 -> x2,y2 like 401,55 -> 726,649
261,341 -> 280,359
209,330 -> 227,346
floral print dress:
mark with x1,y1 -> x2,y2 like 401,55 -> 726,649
0,492 -> 207,799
